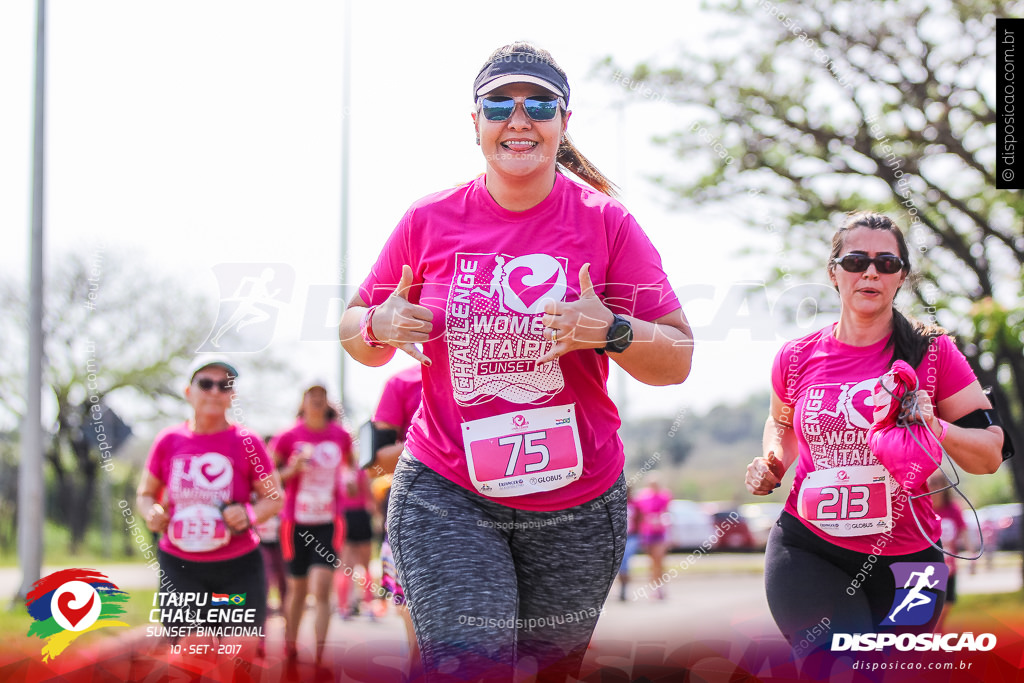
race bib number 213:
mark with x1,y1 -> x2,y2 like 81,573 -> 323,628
798,465 -> 892,537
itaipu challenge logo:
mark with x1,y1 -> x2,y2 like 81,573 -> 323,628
26,568 -> 129,661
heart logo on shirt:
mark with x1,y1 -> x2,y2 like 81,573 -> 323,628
315,442 -> 342,468
191,453 -> 234,490
500,254 -> 567,315
834,378 -> 876,431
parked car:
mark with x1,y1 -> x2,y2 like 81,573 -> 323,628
712,509 -> 761,552
738,502 -> 785,550
666,499 -> 716,552
978,503 -> 1023,551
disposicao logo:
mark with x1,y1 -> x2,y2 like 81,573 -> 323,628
26,568 -> 129,661
882,562 -> 947,626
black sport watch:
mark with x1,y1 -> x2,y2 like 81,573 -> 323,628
596,313 -> 633,354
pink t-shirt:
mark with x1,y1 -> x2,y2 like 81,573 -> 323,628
146,422 -> 273,562
337,467 -> 373,511
271,420 -> 352,524
773,325 -> 977,555
373,365 -> 424,437
935,500 -> 968,571
633,488 -> 672,536
359,173 -> 681,511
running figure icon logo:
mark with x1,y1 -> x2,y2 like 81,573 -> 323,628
197,263 -> 295,352
882,562 -> 948,626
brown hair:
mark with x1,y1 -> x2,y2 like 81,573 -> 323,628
478,42 -> 619,197
297,387 -> 339,423
828,211 -> 946,368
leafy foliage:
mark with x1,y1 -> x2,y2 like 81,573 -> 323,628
604,1 -> 1023,536
602,0 -> 1019,501
1,250 -> 213,551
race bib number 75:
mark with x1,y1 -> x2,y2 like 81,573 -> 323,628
461,404 -> 583,498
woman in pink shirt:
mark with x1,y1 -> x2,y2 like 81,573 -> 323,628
137,357 -> 283,654
634,480 -> 672,599
340,43 -> 692,681
744,213 -> 1004,656
334,450 -> 375,619
272,382 -> 353,664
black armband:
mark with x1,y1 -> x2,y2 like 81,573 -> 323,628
952,408 -> 999,430
953,389 -> 1015,461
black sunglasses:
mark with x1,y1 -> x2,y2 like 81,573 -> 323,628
832,253 -> 905,275
478,95 -> 564,122
194,377 -> 234,393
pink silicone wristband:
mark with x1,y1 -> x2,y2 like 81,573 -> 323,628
937,419 -> 949,443
245,502 -> 258,528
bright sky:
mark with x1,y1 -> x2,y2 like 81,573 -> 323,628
1,1 -> 833,435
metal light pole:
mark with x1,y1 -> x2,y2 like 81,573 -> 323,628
338,0 -> 351,413
18,0 -> 47,602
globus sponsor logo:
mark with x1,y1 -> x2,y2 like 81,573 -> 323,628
831,632 -> 996,652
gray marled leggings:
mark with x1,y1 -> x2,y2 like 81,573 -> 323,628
388,454 -> 626,682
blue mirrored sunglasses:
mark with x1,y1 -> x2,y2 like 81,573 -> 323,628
478,95 -> 565,122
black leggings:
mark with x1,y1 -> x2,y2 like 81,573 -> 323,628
388,455 -> 626,682
765,511 -> 944,654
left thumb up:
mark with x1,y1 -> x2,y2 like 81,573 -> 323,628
578,263 -> 597,299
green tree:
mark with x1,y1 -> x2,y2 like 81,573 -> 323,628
1,250 -> 213,553
605,0 -> 1023,568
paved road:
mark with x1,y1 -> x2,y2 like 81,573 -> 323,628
4,551 -> 1018,595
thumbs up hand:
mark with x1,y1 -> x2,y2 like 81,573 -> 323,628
537,263 -> 614,364
370,265 -> 434,366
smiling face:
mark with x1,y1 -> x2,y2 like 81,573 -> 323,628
472,82 -> 568,183
829,226 -> 908,320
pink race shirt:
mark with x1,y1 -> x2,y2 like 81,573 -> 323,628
773,325 -> 977,555
271,420 -> 352,524
373,365 -> 424,437
337,467 -> 373,512
146,422 -> 274,562
359,173 -> 681,511
633,488 -> 672,536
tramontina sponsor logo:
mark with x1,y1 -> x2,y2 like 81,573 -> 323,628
831,632 -> 997,652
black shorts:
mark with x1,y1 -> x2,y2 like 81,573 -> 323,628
288,522 -> 336,577
344,509 -> 373,543
156,548 -> 266,636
